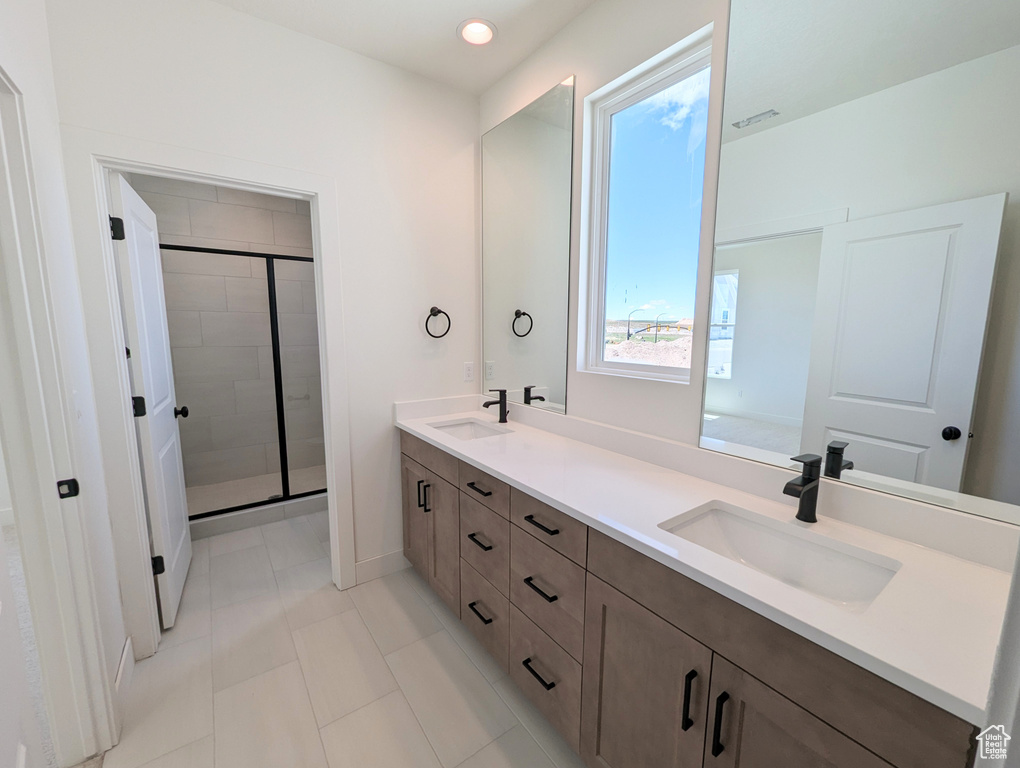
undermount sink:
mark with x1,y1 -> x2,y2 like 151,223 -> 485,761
429,417 -> 512,441
659,501 -> 901,611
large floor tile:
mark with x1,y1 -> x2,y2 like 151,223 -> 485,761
214,661 -> 327,768
275,557 -> 354,631
319,691 -> 442,768
190,538 -> 210,578
206,526 -> 264,557
159,569 -> 210,651
293,610 -> 398,727
103,637 -> 212,768
387,631 -> 518,767
403,567 -> 442,607
491,677 -> 586,768
455,725 -> 556,768
136,736 -> 214,768
431,599 -> 507,684
262,516 -> 323,571
350,571 -> 442,655
212,591 -> 296,692
209,544 -> 277,609
306,509 -> 331,543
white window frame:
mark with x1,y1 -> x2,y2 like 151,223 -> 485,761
707,268 -> 738,379
580,26 -> 713,384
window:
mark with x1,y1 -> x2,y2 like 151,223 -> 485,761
707,270 -> 738,378
583,31 -> 713,381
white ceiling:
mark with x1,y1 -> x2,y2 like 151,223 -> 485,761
205,0 -> 596,94
723,0 -> 1020,142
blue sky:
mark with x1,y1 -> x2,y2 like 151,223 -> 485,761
603,66 -> 711,322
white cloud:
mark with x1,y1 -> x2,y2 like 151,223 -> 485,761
644,67 -> 711,134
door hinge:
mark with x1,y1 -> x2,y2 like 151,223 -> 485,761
57,478 -> 80,499
151,556 -> 165,576
132,396 -> 146,417
126,346 -> 131,359
109,216 -> 125,241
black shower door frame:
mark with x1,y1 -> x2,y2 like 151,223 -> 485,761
161,243 -> 328,520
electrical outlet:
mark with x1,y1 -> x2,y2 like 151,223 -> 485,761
485,361 -> 496,380
463,362 -> 475,382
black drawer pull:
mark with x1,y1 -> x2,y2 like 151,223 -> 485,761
467,601 -> 493,625
466,481 -> 493,498
423,483 -> 431,513
524,514 -> 559,536
467,532 -> 493,552
522,657 -> 556,691
523,576 -> 558,603
416,479 -> 425,509
681,669 -> 697,731
711,691 -> 730,757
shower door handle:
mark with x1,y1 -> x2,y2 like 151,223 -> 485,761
174,405 -> 189,419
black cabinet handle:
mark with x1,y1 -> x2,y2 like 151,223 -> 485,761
522,657 -> 556,690
682,669 -> 698,731
711,691 -> 730,757
423,483 -> 431,513
467,601 -> 493,625
524,514 -> 559,536
466,481 -> 493,498
416,479 -> 425,509
467,533 -> 493,552
523,576 -> 558,603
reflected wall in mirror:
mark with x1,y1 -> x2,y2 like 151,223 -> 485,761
702,0 -> 1020,521
482,78 -> 574,413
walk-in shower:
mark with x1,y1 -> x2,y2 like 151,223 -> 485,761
162,244 -> 326,518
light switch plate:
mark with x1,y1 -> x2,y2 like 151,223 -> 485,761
463,362 -> 475,382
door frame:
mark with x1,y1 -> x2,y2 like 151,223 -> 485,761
0,68 -> 119,764
59,126 -> 358,660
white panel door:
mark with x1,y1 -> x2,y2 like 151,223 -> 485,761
110,173 -> 191,628
801,194 -> 1007,490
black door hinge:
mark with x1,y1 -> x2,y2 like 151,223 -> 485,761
151,556 -> 165,576
109,216 -> 125,241
126,346 -> 131,359
57,478 -> 80,499
132,396 -> 146,417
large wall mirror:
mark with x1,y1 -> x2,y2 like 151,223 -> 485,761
702,0 -> 1020,521
482,78 -> 575,414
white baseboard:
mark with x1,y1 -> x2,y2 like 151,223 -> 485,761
355,550 -> 410,584
113,635 -> 135,738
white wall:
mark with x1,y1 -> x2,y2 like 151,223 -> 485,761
716,45 -> 1020,506
44,0 -> 479,573
0,439 -> 11,528
482,108 -> 571,408
481,0 -> 731,444
0,0 -> 127,760
704,233 -> 821,424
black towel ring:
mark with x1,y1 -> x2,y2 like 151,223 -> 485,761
425,307 -> 451,338
512,309 -> 534,338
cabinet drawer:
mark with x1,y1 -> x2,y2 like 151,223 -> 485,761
460,493 -> 510,596
510,524 -> 585,661
458,461 -> 510,518
509,605 -> 581,751
510,488 -> 587,566
460,560 -> 509,675
400,430 -> 459,486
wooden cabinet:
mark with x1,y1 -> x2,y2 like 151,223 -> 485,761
401,455 -> 429,575
581,575 -> 712,768
703,656 -> 893,768
460,494 -> 510,596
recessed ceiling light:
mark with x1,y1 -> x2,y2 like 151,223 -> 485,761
458,19 -> 496,46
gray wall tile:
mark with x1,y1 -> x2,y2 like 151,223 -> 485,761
163,273 -> 227,311
272,211 -> 313,249
234,379 -> 278,414
295,200 -> 311,216
172,347 -> 260,384
176,381 -> 237,417
281,346 -> 320,378
130,174 -> 218,201
210,411 -> 279,450
274,259 -> 315,281
189,199 -> 275,244
225,277 -> 269,312
301,281 -> 317,314
275,280 -> 304,313
287,439 -> 326,471
162,249 -> 252,277
216,187 -> 297,213
168,310 -> 203,347
201,311 -> 271,347
137,191 -> 191,235
278,314 -> 319,347
180,417 -> 214,453
184,445 -> 268,486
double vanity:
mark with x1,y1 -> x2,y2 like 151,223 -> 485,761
397,407 -> 1011,768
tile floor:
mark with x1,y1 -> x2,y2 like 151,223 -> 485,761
186,465 -> 328,517
103,511 -> 585,768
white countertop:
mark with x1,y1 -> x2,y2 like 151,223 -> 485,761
396,410 -> 1012,725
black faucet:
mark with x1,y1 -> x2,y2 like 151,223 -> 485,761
483,389 -> 509,423
784,454 -> 822,523
523,386 -> 545,405
824,440 -> 855,479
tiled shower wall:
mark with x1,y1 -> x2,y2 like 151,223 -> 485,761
129,174 -> 324,493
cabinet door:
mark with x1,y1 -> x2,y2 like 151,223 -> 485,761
581,575 -> 712,768
401,455 -> 429,577
704,656 -> 893,768
427,472 -> 460,616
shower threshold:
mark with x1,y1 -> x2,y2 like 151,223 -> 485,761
186,464 -> 327,518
